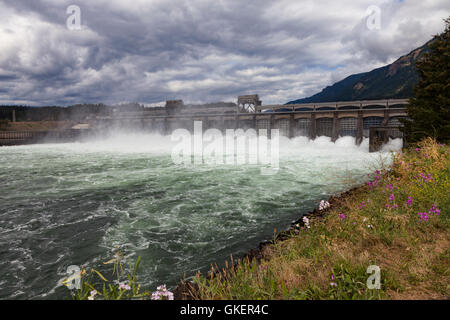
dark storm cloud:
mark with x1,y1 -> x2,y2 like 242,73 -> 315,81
0,0 -> 448,106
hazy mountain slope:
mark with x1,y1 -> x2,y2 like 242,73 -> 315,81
287,42 -> 430,104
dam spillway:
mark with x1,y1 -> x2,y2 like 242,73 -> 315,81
94,97 -> 408,145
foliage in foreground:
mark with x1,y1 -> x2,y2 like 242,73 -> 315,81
65,250 -> 173,300
192,138 -> 450,299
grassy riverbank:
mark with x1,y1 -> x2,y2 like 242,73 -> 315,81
0,121 -> 75,132
187,138 -> 449,300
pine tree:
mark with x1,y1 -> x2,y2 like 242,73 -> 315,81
401,17 -> 450,143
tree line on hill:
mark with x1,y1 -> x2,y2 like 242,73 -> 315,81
0,103 -> 147,123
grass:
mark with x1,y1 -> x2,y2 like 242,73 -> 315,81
66,249 -> 174,300
67,251 -> 154,300
187,138 -> 450,300
0,121 -> 75,132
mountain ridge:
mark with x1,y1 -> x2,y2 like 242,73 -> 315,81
286,41 -> 431,104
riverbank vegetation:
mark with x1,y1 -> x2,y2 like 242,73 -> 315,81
187,138 -> 449,299
67,250 -> 174,300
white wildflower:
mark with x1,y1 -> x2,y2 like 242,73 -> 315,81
88,289 -> 97,300
319,200 -> 330,211
302,216 -> 310,229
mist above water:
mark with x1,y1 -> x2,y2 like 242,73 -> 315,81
0,132 -> 402,299
41,130 -> 402,154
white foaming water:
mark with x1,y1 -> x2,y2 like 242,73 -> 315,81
11,132 -> 402,156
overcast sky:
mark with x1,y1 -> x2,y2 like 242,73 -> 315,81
0,0 -> 448,106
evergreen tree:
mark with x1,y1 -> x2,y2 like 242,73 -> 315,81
401,17 -> 450,143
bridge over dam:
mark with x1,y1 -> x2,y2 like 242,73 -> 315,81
94,95 -> 408,147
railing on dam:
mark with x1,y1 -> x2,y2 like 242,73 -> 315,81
259,99 -> 409,112
0,131 -> 35,140
0,130 -> 90,146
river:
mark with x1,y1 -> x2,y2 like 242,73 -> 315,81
0,132 -> 401,299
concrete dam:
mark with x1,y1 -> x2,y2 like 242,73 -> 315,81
95,95 -> 408,148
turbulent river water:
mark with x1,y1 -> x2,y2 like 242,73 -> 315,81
0,133 -> 402,299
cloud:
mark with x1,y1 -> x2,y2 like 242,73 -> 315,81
0,0 -> 448,106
